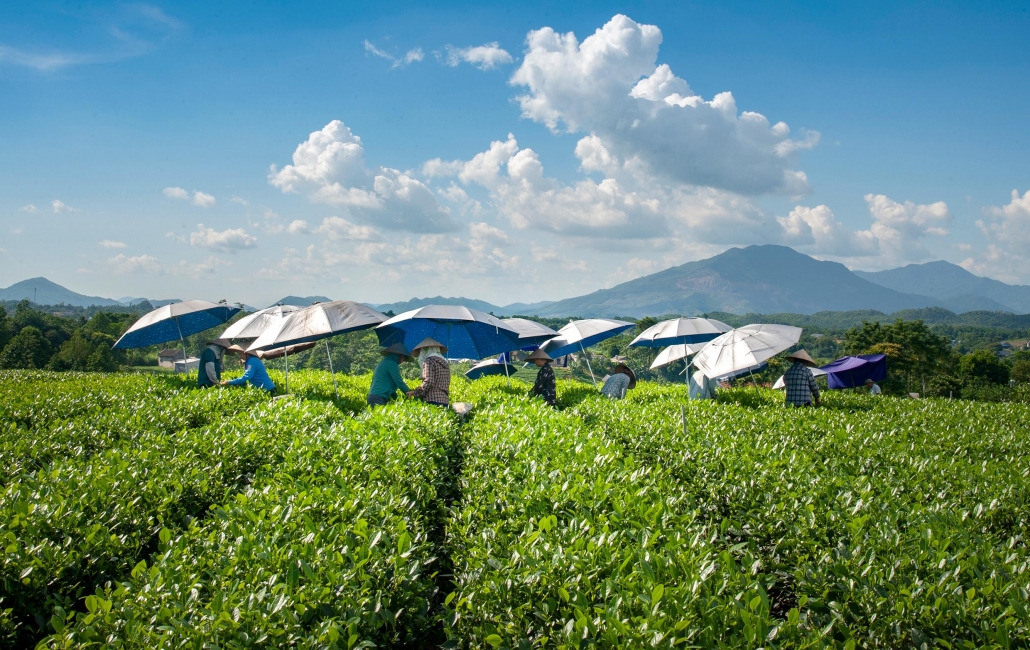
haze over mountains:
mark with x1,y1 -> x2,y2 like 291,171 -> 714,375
4,246 -> 1030,317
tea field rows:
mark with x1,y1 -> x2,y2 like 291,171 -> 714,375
1,370 -> 1027,648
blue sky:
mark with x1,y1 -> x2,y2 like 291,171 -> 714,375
2,0 -> 1029,307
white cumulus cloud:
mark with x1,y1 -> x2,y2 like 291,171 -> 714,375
163,187 -> 217,207
192,191 -> 216,207
189,224 -> 257,251
364,40 -> 424,68
51,199 -> 77,213
443,42 -> 513,70
270,120 -> 457,233
962,189 -> 1030,282
108,253 -> 164,275
19,204 -> 38,213
778,195 -> 951,268
509,14 -> 817,196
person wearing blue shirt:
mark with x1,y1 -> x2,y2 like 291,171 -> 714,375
221,347 -> 276,392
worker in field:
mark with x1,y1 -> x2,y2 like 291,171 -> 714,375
783,350 -> 820,407
601,363 -> 637,400
221,346 -> 275,392
367,343 -> 412,407
865,378 -> 882,395
407,337 -> 450,407
198,339 -> 230,388
526,348 -> 557,407
689,369 -> 718,400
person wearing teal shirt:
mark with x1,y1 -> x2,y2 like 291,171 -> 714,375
222,347 -> 276,392
367,343 -> 411,407
198,339 -> 230,388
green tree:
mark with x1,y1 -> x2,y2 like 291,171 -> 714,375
48,330 -> 118,372
0,326 -> 54,369
1012,359 -> 1030,383
958,350 -> 1010,385
843,319 -> 953,393
0,306 -> 10,353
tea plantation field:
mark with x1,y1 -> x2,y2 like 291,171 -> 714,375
1,369 -> 1028,648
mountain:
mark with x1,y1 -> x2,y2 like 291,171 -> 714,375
855,261 -> 1030,314
274,295 -> 332,307
501,300 -> 556,315
533,245 -> 947,318
0,277 -> 123,307
374,296 -> 504,314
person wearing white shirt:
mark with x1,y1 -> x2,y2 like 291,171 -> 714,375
865,378 -> 882,395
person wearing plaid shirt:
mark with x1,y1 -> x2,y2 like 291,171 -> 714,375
408,337 -> 451,406
783,350 -> 821,407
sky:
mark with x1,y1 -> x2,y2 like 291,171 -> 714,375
1,0 -> 1029,308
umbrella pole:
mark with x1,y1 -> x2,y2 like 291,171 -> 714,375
284,348 -> 290,394
748,367 -> 759,395
503,350 -> 511,386
580,341 -> 597,388
324,339 -> 338,398
175,317 -> 188,377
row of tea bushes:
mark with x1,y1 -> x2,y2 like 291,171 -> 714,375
44,403 -> 457,648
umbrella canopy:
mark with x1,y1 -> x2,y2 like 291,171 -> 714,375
540,319 -> 635,359
501,318 -> 559,347
691,324 -> 802,379
773,366 -> 828,390
819,353 -> 887,389
649,342 -> 707,370
249,300 -> 386,351
254,341 -> 317,360
220,304 -> 302,340
114,300 -> 241,349
465,358 -> 518,380
630,317 -> 732,348
375,305 -> 521,360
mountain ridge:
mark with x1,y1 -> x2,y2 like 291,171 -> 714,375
855,261 -> 1030,313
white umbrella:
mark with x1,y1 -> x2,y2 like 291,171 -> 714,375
691,324 -> 802,380
649,342 -> 707,370
540,319 -> 634,387
249,300 -> 387,395
630,317 -> 733,348
773,367 -> 827,390
220,304 -> 302,340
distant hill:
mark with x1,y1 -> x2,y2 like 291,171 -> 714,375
501,300 -> 556,315
374,296 -> 504,315
0,277 -> 123,307
856,261 -> 1030,314
274,295 -> 333,307
710,307 -> 1030,331
532,245 -> 945,318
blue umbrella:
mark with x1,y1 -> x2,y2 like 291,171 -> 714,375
540,319 -> 634,386
114,300 -> 240,349
501,318 -> 559,348
375,305 -> 522,361
465,357 -> 518,380
114,300 -> 240,372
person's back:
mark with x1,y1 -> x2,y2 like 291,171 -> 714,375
783,361 -> 819,406
368,352 -> 410,406
689,370 -> 716,400
197,345 -> 222,388
414,355 -> 450,406
601,372 -> 630,399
